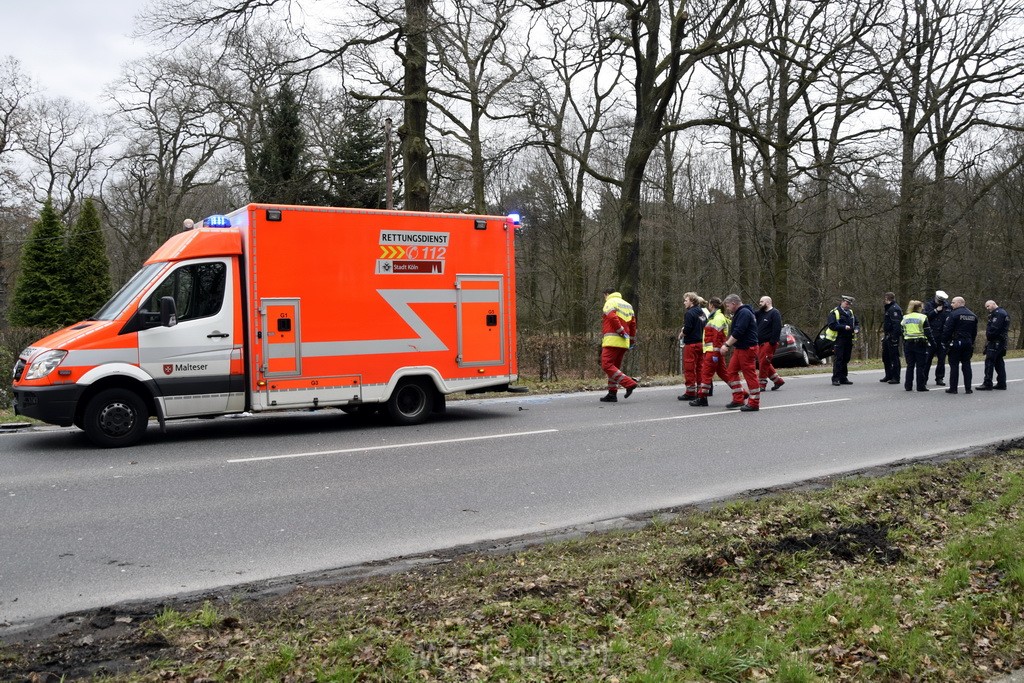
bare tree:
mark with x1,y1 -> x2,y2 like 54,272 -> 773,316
864,0 -> 1024,302
18,97 -> 114,217
607,0 -> 747,306
705,0 -> 884,312
0,57 -> 36,320
524,0 -> 627,333
106,52 -> 232,273
0,57 -> 32,164
426,0 -> 534,212
144,0 -> 433,210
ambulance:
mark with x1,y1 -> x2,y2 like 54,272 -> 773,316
11,204 -> 519,447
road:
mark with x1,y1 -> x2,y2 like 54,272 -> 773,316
2,360 -> 1022,632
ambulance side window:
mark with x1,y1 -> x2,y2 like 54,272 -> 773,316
143,262 -> 226,323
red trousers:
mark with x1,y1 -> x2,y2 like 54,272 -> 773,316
601,347 -> 637,393
683,343 -> 704,393
726,346 -> 760,407
697,349 -> 730,397
757,342 -> 781,387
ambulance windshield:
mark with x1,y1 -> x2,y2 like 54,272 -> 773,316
92,262 -> 166,321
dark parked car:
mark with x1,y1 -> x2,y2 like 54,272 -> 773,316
772,323 -> 835,367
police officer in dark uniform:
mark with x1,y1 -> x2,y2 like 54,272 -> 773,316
826,295 -> 858,386
880,292 -> 902,383
941,296 -> 978,394
924,290 -> 951,385
977,299 -> 1010,391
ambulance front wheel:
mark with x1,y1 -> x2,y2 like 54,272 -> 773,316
82,388 -> 149,448
386,380 -> 435,425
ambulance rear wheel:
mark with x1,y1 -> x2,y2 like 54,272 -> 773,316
83,388 -> 149,448
386,380 -> 434,425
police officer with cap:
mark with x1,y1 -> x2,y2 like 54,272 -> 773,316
924,290 -> 951,385
825,295 -> 858,385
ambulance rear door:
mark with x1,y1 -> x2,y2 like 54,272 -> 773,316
456,274 -> 505,367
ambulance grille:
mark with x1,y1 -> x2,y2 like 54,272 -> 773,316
12,358 -> 25,381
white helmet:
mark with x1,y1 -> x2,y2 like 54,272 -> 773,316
935,290 -> 948,301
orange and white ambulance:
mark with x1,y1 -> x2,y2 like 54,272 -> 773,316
11,204 -> 519,447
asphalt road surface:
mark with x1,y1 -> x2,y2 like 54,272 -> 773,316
2,360 -> 1022,632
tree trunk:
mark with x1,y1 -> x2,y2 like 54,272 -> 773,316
403,0 -> 431,211
896,132 -> 918,305
616,145 -> 650,305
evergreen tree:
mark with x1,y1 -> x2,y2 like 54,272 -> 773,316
250,82 -> 319,204
66,198 -> 112,321
9,198 -> 71,328
324,99 -> 386,209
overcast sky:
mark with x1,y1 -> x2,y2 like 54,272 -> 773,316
3,0 -> 150,105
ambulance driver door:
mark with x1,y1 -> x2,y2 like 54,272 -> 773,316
136,258 -> 238,418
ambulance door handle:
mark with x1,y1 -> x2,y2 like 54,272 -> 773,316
207,331 -> 230,339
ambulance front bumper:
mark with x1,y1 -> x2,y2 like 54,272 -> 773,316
12,384 -> 83,427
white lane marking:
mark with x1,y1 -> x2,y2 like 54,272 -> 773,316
228,429 -> 560,463
632,398 -> 852,424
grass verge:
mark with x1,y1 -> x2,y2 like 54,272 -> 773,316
3,449 -> 1023,681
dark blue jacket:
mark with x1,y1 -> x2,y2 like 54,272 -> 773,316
730,304 -> 759,349
756,307 -> 782,344
924,297 -> 950,333
986,307 -> 1010,347
883,301 -> 903,338
682,306 -> 708,344
942,306 -> 978,347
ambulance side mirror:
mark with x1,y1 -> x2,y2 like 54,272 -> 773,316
160,296 -> 178,327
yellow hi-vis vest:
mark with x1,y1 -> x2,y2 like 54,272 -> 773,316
703,309 -> 730,352
824,307 -> 854,341
602,293 -> 634,348
901,312 -> 927,340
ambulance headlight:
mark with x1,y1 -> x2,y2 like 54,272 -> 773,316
25,350 -> 68,380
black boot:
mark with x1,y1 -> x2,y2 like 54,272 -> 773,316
689,396 -> 708,407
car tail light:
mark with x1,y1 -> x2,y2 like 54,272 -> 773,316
786,334 -> 796,344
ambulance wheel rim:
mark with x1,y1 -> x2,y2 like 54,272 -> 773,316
395,385 -> 426,417
386,380 -> 435,425
98,402 -> 136,436
83,388 -> 149,448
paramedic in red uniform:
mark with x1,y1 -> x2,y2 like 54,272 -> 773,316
677,292 -> 708,401
599,288 -> 639,403
690,296 -> 730,407
720,293 -> 761,412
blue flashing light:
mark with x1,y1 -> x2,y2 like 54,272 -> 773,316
202,214 -> 232,228
507,213 -> 522,225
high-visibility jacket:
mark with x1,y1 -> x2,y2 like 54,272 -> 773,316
702,308 -> 730,352
825,306 -> 856,341
602,292 -> 636,348
901,312 -> 930,342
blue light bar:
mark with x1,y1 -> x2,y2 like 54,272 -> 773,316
202,214 -> 232,228
508,213 -> 521,225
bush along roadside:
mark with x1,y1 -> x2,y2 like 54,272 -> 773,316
3,448 -> 1024,681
